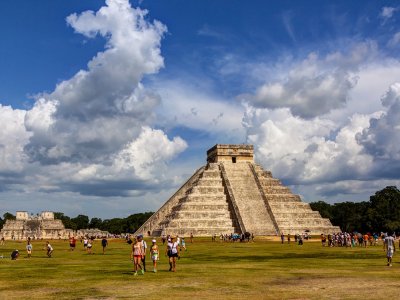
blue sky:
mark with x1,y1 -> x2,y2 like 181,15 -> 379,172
1,0 -> 400,218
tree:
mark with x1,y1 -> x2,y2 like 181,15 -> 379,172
3,212 -> 15,221
368,186 -> 400,233
331,201 -> 369,233
310,201 -> 333,219
54,212 -> 77,230
71,215 -> 89,230
89,217 -> 102,229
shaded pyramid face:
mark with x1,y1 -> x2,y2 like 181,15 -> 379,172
135,145 -> 340,236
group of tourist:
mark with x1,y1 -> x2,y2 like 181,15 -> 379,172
3,230 -> 398,269
129,234 -> 185,275
10,239 -> 53,260
280,233 -> 309,245
319,232 -> 398,267
218,232 -> 254,242
67,235 -> 109,254
320,232 -> 399,248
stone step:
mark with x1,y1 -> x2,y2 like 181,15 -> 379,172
189,186 -> 225,194
275,218 -> 333,227
254,166 -> 273,178
265,194 -> 302,202
195,178 -> 222,187
270,202 -> 311,211
163,219 -> 235,228
201,171 -> 222,178
274,211 -> 321,218
259,179 -> 283,186
262,186 -> 292,194
167,211 -> 232,219
162,227 -> 237,236
177,203 -> 231,210
178,195 -> 227,203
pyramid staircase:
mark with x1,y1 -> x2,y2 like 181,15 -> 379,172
135,145 -> 340,236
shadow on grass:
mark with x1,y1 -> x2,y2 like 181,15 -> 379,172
193,251 -> 383,263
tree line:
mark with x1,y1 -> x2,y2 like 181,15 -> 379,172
1,186 -> 399,234
310,186 -> 400,233
0,211 -> 154,234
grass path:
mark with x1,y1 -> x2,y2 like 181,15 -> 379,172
0,237 -> 399,299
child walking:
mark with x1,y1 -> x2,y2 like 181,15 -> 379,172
150,239 -> 159,273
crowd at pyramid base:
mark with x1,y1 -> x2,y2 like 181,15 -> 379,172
135,144 -> 340,237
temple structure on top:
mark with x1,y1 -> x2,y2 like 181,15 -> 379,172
135,144 -> 340,236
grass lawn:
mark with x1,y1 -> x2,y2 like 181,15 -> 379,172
0,237 -> 399,299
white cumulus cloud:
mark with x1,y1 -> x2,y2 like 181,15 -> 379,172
243,43 -> 378,119
1,0 -> 187,198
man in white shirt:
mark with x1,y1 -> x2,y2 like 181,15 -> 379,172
384,233 -> 396,267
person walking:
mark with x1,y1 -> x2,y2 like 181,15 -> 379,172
166,237 -> 180,272
131,238 -> 144,276
150,239 -> 159,273
181,237 -> 186,251
46,241 -> 53,258
87,239 -> 93,254
69,236 -> 76,251
101,237 -> 108,254
26,240 -> 33,258
138,235 -> 147,272
384,233 -> 396,267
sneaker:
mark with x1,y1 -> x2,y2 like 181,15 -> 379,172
141,269 -> 145,275
389,264 -> 392,267
134,272 -> 138,276
153,269 -> 157,273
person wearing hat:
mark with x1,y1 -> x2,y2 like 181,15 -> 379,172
166,236 -> 180,272
150,239 -> 159,273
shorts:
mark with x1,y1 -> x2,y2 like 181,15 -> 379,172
70,244 -> 75,248
151,254 -> 159,261
168,253 -> 178,258
134,255 -> 141,258
387,247 -> 394,258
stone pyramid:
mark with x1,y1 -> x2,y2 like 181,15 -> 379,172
135,144 -> 340,236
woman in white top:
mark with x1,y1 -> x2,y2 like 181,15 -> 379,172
166,237 -> 180,272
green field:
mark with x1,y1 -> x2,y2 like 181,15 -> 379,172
0,237 -> 399,299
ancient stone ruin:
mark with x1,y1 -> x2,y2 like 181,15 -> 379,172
135,144 -> 340,236
0,211 -> 109,240
1,211 -> 69,240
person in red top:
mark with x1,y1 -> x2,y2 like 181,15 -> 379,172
363,234 -> 369,248
69,236 -> 76,251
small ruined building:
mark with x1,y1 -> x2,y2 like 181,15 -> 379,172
135,144 -> 340,236
0,211 -> 69,240
0,211 -> 109,240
